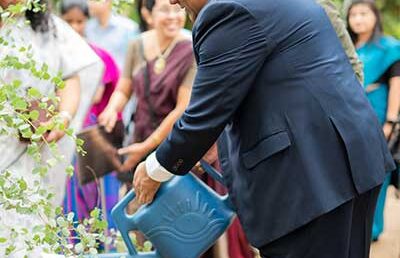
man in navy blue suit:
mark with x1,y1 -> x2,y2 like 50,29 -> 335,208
132,0 -> 396,257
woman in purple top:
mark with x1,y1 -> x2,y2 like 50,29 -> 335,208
61,0 -> 121,229
99,0 -> 195,179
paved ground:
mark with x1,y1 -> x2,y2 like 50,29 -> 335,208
370,186 -> 400,258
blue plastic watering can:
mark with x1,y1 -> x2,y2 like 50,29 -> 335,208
110,161 -> 236,258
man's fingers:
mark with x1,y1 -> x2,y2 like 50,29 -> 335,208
140,194 -> 153,205
135,187 -> 155,205
138,192 -> 147,205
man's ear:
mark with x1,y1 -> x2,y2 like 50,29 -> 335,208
141,6 -> 153,27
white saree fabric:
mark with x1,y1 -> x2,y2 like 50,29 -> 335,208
0,15 -> 102,257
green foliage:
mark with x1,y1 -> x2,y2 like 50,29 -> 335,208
112,229 -> 153,253
0,1 -> 120,257
1,0 -> 143,255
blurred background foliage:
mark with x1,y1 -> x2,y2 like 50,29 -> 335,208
50,0 -> 399,38
126,0 -> 400,37
333,0 -> 400,38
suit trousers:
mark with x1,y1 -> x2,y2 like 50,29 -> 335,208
258,185 -> 381,258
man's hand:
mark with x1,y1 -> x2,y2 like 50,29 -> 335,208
133,162 -> 161,205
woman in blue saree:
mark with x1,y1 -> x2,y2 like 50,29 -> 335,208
347,0 -> 400,241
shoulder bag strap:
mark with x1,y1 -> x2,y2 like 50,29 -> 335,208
139,38 -> 159,130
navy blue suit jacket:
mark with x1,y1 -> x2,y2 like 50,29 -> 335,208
156,0 -> 395,247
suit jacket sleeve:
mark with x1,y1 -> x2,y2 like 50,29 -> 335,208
155,2 -> 274,175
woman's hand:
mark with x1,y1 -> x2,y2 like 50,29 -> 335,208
42,115 -> 70,143
44,129 -> 66,142
118,142 -> 151,172
98,107 -> 118,133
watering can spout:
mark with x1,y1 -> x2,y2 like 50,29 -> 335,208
111,190 -> 139,256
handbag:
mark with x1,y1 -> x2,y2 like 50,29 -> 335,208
387,118 -> 400,165
76,121 -> 124,185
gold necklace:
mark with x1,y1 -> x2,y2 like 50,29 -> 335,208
154,38 -> 178,75
154,56 -> 167,75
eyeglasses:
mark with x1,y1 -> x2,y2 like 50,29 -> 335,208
154,6 -> 185,16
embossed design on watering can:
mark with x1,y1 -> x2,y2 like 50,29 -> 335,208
111,161 -> 236,258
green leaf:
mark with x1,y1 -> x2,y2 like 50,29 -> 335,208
143,241 -> 153,252
0,237 -> 7,243
29,110 -> 39,120
12,80 -> 22,88
18,123 -> 30,131
65,128 -> 74,137
38,189 -> 47,196
55,207 -> 63,215
31,134 -> 42,141
32,234 -> 41,242
5,244 -> 16,255
38,102 -> 47,109
42,73 -> 50,80
90,209 -> 100,218
36,125 -> 47,135
56,217 -> 67,227
11,98 -> 27,110
75,138 -> 84,146
21,130 -> 33,139
32,167 -> 47,177
41,63 -> 48,73
46,193 -> 54,200
66,165 -> 74,177
27,87 -> 41,98
99,220 -> 108,230
18,179 -> 27,191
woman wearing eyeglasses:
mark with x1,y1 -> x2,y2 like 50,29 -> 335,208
99,0 -> 194,184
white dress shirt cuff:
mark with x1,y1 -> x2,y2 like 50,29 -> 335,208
145,152 -> 175,182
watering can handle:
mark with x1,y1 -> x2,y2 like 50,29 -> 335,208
111,190 -> 139,255
199,160 -> 225,186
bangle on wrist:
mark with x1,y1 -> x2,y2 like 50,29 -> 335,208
386,117 -> 398,124
59,111 -> 73,124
